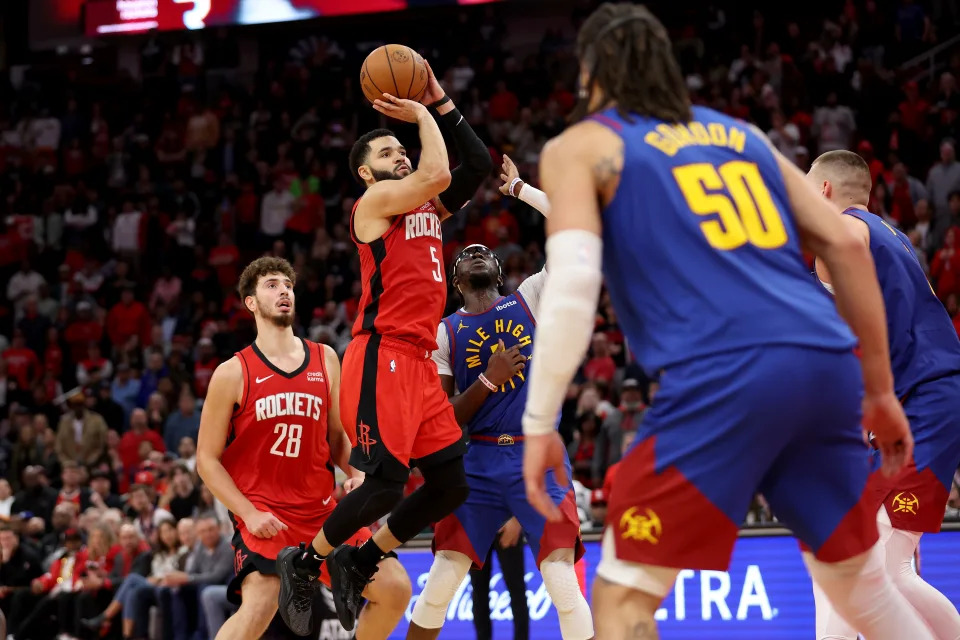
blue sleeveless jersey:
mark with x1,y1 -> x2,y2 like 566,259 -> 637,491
843,208 -> 960,397
588,106 -> 856,373
442,292 -> 536,437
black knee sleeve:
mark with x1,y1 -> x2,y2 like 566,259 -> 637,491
322,473 -> 405,547
386,456 -> 469,542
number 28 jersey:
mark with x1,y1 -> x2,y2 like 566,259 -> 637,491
590,105 -> 855,374
221,338 -> 335,522
350,197 -> 447,351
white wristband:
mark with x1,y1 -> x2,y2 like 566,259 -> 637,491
508,177 -> 523,197
478,373 -> 498,392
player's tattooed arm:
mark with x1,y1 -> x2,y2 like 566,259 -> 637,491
591,138 -> 624,206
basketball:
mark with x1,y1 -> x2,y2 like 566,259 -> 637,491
360,44 -> 428,104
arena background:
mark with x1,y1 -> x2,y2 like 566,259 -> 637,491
1,0 -> 960,638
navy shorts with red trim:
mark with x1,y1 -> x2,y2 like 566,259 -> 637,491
607,346 -> 878,571
868,373 -> 960,533
341,333 -> 466,481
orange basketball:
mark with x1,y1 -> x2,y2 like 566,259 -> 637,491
360,44 -> 428,104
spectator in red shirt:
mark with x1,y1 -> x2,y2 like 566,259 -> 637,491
76,343 -> 113,387
208,232 -> 240,289
64,301 -> 103,363
931,227 -> 960,302
583,332 -> 617,383
946,294 -> 960,338
118,409 -> 165,474
899,80 -> 930,133
489,80 -> 519,122
192,338 -> 218,399
858,140 -> 886,185
2,331 -> 40,390
44,327 -> 65,379
106,287 -> 151,350
482,207 -> 520,249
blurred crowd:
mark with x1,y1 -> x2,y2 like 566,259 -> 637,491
1,0 -> 960,637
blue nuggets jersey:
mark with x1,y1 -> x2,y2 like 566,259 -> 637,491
588,106 -> 856,373
442,292 -> 536,437
843,208 -> 960,398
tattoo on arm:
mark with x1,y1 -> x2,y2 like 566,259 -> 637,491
592,141 -> 624,197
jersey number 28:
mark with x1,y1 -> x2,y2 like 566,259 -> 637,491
270,423 -> 302,458
673,161 -> 788,251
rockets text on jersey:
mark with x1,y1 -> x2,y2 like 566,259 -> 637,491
221,338 -> 336,521
351,198 -> 448,352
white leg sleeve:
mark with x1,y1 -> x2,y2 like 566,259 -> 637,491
804,543 -> 934,640
812,576 -> 858,640
410,550 -> 472,629
539,549 -> 594,640
879,510 -> 960,639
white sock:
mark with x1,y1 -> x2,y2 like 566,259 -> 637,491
880,515 -> 960,640
804,543 -> 933,640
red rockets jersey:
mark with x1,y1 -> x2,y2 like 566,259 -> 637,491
221,339 -> 335,523
350,198 -> 447,351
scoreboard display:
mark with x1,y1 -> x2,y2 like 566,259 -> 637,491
83,0 -> 500,35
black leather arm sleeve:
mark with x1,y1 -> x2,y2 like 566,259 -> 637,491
436,107 -> 494,213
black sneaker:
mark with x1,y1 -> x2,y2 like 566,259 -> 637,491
326,544 -> 378,631
80,614 -> 105,631
276,543 -> 321,636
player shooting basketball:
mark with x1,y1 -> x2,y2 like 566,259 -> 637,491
278,58 -> 494,634
197,257 -> 411,640
406,156 -> 594,640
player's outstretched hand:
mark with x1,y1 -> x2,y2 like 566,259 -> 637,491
498,154 -> 520,195
523,431 -> 568,522
484,339 -> 526,387
244,509 -> 288,538
373,93 -> 428,123
862,391 -> 914,477
419,59 -> 445,105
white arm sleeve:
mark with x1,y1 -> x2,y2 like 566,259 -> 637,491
432,322 -> 454,376
523,229 -> 603,436
518,183 -> 552,217
516,269 -> 548,319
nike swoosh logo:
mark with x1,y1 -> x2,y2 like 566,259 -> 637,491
457,115 -> 464,125
322,496 -> 332,506
255,375 -> 274,384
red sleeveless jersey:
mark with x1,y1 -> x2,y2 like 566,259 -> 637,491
221,339 -> 335,523
350,198 -> 447,351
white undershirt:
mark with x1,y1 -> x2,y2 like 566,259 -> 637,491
432,269 -> 547,377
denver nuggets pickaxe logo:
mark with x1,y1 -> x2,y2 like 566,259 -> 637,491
620,507 -> 662,544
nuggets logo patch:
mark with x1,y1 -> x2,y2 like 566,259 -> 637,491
891,491 -> 919,515
620,506 -> 662,544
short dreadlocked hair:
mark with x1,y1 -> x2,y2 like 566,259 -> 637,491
571,3 -> 691,124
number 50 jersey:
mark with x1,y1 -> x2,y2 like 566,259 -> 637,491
589,105 -> 856,375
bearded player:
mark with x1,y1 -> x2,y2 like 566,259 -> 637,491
278,60 -> 493,633
521,3 -> 930,640
197,257 -> 411,639
407,157 -> 593,640
808,150 -> 960,640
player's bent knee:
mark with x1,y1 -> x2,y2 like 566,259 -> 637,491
421,457 -> 469,510
541,549 -> 595,640
411,550 -> 472,629
365,557 -> 412,611
595,527 -> 678,600
239,573 -> 281,622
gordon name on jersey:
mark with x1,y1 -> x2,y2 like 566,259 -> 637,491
254,392 -> 325,422
405,202 -> 443,241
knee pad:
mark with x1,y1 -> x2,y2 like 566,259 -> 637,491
323,473 -> 404,545
541,550 -> 595,640
411,550 -> 472,629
